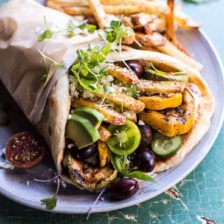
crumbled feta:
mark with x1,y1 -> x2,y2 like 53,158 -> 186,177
138,120 -> 145,126
82,90 -> 94,99
67,114 -> 72,120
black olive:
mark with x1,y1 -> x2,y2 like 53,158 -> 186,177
138,148 -> 156,172
107,178 -> 139,201
139,124 -> 153,146
128,150 -> 139,169
126,60 -> 144,78
75,144 -> 97,160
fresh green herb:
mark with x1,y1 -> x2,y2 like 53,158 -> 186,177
150,63 -> 186,76
41,196 -> 57,210
110,153 -> 127,172
36,175 -> 61,211
128,85 -> 137,98
38,29 -> 53,42
98,20 -> 134,50
71,44 -> 111,91
122,170 -> 157,183
70,20 -> 134,93
110,153 -> 156,183
38,19 -> 96,42
38,48 -> 65,69
41,74 -> 48,82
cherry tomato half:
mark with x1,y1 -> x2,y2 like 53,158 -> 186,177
5,132 -> 46,169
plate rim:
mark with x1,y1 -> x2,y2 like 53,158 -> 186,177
0,29 -> 224,214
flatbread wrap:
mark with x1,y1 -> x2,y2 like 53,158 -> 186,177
0,0 -> 214,192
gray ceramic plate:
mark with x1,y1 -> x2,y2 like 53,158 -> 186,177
0,28 -> 224,214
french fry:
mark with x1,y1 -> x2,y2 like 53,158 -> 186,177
166,0 -> 177,44
141,0 -> 168,16
47,0 -> 64,11
88,0 -> 107,28
138,80 -> 185,94
95,92 -> 145,113
130,13 -> 153,28
72,98 -> 126,125
64,5 -> 143,16
104,5 -> 143,15
156,40 -> 203,71
107,64 -> 139,84
135,32 -> 167,47
64,6 -> 91,16
175,12 -> 201,30
51,0 -> 88,6
136,32 -> 203,71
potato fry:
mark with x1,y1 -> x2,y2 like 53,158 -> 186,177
95,92 -> 145,113
88,0 -> 107,28
47,0 -> 64,11
51,0 -> 88,6
135,32 -> 167,47
107,64 -> 139,84
138,80 -> 185,94
64,5 -> 143,16
175,13 -> 201,30
166,0 -> 177,44
156,40 -> 203,71
64,6 -> 91,16
131,13 -> 153,28
104,5 -> 143,15
142,0 -> 168,16
72,98 -> 126,125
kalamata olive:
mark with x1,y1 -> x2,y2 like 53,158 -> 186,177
107,178 -> 139,200
126,60 -> 144,78
138,148 -> 156,172
75,144 -> 97,160
139,124 -> 153,146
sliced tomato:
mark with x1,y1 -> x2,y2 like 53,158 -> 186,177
5,132 -> 46,169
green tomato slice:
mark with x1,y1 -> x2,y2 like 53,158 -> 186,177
106,120 -> 141,156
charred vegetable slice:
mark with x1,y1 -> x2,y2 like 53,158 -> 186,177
107,64 -> 139,84
138,80 -> 186,94
95,92 -> 145,113
151,132 -> 182,158
107,120 -> 141,156
63,153 -> 117,191
99,126 -> 111,142
6,132 -> 46,169
72,98 -> 126,125
98,141 -> 110,167
138,93 -> 182,110
140,89 -> 196,137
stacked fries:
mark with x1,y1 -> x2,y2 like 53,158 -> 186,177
47,0 -> 202,71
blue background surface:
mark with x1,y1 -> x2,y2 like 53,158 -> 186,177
0,0 -> 224,223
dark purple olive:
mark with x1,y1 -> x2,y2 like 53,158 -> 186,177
82,153 -> 99,167
138,148 -> 155,172
75,144 -> 97,160
126,60 -> 144,78
107,178 -> 139,201
139,124 -> 153,146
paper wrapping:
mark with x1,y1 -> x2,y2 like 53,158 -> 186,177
0,0 -> 100,124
